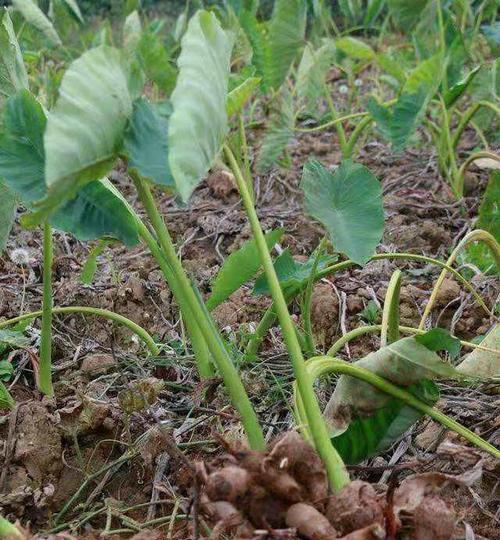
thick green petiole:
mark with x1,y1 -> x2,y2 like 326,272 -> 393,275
225,145 -> 350,491
38,222 -> 54,397
130,172 -> 265,451
136,221 -> 214,379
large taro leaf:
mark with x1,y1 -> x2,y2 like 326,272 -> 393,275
123,98 -> 174,187
206,228 -> 284,311
0,9 -> 29,101
168,10 -> 233,202
464,172 -> 499,274
324,336 -> 461,463
240,0 -> 306,92
256,86 -> 294,172
0,181 -> 16,251
12,0 -> 61,46
333,380 -> 439,464
387,0 -> 430,31
368,54 -> 443,151
457,325 -> 500,378
41,46 -> 132,215
300,159 -> 384,265
253,249 -> 337,296
0,90 -> 138,246
296,41 -> 335,116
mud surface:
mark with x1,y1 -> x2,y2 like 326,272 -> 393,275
0,113 -> 498,538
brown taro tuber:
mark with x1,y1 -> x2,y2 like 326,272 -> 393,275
286,503 -> 338,540
326,480 -> 384,536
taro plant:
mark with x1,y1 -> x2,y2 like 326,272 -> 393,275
3,6 -> 499,502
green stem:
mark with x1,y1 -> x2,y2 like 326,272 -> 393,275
298,356 -> 500,459
455,151 -> 500,198
324,85 -> 347,155
130,172 -> 265,451
238,113 -> 253,201
326,324 -> 499,357
452,101 -> 500,150
136,222 -> 214,378
344,116 -> 374,158
224,145 -> 349,491
245,252 -> 493,357
439,96 -> 460,196
380,269 -> 401,346
419,229 -> 500,330
39,222 -> 54,397
0,306 -> 159,356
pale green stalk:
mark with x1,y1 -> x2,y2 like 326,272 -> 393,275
452,101 -> 500,150
38,222 -> 54,397
225,145 -> 350,491
130,172 -> 265,450
455,151 -> 500,197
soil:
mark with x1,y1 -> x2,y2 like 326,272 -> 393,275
0,94 -> 498,538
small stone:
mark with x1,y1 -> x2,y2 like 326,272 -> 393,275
81,354 -> 117,375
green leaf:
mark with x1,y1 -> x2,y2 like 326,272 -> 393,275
0,89 -> 47,203
0,90 -> 138,246
124,98 -> 174,187
415,328 -> 461,360
240,0 -> 307,91
481,22 -> 500,56
168,10 -> 233,202
0,328 -> 30,349
368,54 -> 443,150
60,0 -> 84,24
0,380 -> 15,410
253,249 -> 338,296
380,269 -> 401,346
300,159 -> 384,265
324,336 -> 461,460
332,380 -> 439,465
464,172 -> 499,274
206,228 -> 284,311
123,9 -> 142,51
256,86 -> 294,173
12,0 -> 62,46
136,32 -> 177,95
335,36 -> 375,60
387,0 -> 430,30
359,300 -> 380,325
0,9 -> 29,101
227,75 -> 260,117
444,66 -> 480,108
43,46 -> 132,208
296,41 -> 335,115
80,239 -> 110,285
0,359 -> 14,381
457,325 -> 500,378
51,179 -> 139,246
0,181 -> 16,252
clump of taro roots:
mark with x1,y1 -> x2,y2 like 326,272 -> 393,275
198,431 -> 464,540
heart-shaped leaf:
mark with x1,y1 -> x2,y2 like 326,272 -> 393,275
0,9 -> 29,101
300,159 -> 384,265
168,10 -> 233,201
43,46 -> 132,208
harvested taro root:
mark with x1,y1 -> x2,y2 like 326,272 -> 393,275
198,431 -> 467,540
